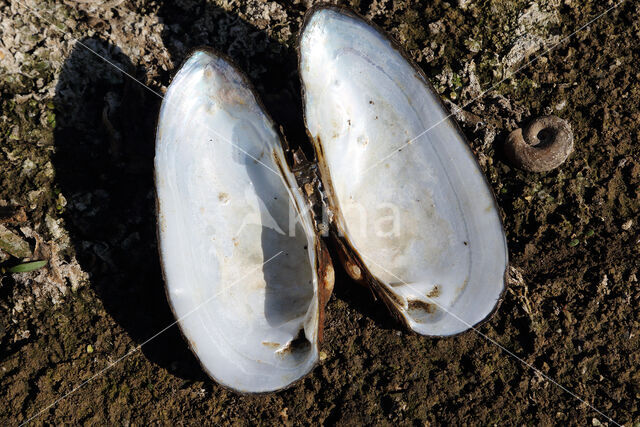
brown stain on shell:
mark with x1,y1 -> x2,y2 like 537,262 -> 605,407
276,328 -> 311,357
408,299 -> 436,314
218,192 -> 229,203
262,341 -> 281,349
426,285 -> 441,298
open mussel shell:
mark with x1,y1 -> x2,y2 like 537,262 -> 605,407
155,50 -> 333,393
299,6 -> 508,336
156,5 -> 508,393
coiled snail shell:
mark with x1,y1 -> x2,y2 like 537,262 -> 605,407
504,115 -> 574,172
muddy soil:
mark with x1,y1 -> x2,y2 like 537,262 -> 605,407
1,0 -> 639,425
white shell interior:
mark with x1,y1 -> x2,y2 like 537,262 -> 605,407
300,9 -> 508,336
155,51 -> 319,392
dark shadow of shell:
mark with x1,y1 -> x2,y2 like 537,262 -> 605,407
53,37 -> 206,380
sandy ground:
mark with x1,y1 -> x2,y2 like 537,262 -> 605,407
1,0 -> 639,424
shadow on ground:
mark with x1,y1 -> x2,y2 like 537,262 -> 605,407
52,38 -> 205,381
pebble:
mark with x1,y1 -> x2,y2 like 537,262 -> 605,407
0,224 -> 31,258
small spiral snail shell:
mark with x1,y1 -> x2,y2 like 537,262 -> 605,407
504,115 -> 574,172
